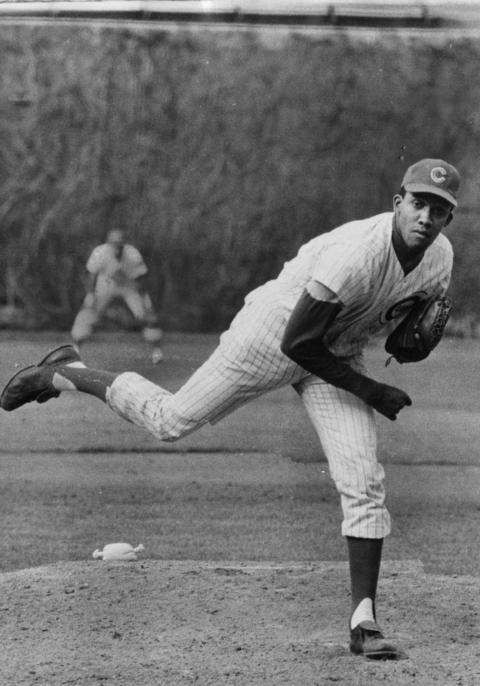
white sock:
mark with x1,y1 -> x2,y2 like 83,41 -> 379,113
350,598 -> 374,629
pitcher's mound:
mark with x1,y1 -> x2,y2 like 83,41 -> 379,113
1,559 -> 478,685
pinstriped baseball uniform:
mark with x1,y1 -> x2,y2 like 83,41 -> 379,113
107,211 -> 452,538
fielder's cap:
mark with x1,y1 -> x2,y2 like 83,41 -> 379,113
106,229 -> 125,245
401,158 -> 460,207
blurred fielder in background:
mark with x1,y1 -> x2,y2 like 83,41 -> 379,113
71,229 -> 164,364
1,158 -> 461,660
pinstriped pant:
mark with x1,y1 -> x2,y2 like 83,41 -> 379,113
106,296 -> 391,539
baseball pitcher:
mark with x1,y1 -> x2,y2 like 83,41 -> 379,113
1,158 -> 461,660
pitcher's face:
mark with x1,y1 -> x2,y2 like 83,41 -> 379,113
393,191 -> 452,252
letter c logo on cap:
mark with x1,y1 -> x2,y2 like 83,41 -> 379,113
430,166 -> 447,184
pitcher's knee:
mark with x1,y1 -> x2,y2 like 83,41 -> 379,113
330,457 -> 386,502
107,372 -> 212,444
155,426 -> 186,442
148,406 -> 207,443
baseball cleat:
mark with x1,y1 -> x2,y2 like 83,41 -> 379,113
0,344 -> 82,412
0,365 -> 59,411
38,344 -> 82,367
151,347 -> 164,365
349,620 -> 403,660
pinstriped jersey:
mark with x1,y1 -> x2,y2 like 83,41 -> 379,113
248,212 -> 453,357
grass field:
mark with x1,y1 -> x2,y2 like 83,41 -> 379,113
1,330 -> 479,577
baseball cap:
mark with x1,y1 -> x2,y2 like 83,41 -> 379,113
401,158 -> 460,207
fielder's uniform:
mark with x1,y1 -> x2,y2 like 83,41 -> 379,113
106,212 -> 452,539
71,242 -> 161,344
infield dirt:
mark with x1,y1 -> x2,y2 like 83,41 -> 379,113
2,558 -> 480,685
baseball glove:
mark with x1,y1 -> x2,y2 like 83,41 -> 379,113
385,294 -> 452,364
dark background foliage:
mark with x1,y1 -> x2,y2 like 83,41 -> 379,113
0,25 -> 479,331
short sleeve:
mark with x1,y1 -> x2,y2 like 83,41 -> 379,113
311,240 -> 374,307
85,246 -> 105,274
125,246 -> 148,279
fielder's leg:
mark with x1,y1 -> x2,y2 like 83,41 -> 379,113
70,302 -> 97,348
71,287 -> 114,348
123,290 -> 164,364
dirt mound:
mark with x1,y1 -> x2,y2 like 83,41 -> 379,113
2,559 -> 479,685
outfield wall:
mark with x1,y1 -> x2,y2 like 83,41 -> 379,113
0,23 -> 478,330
